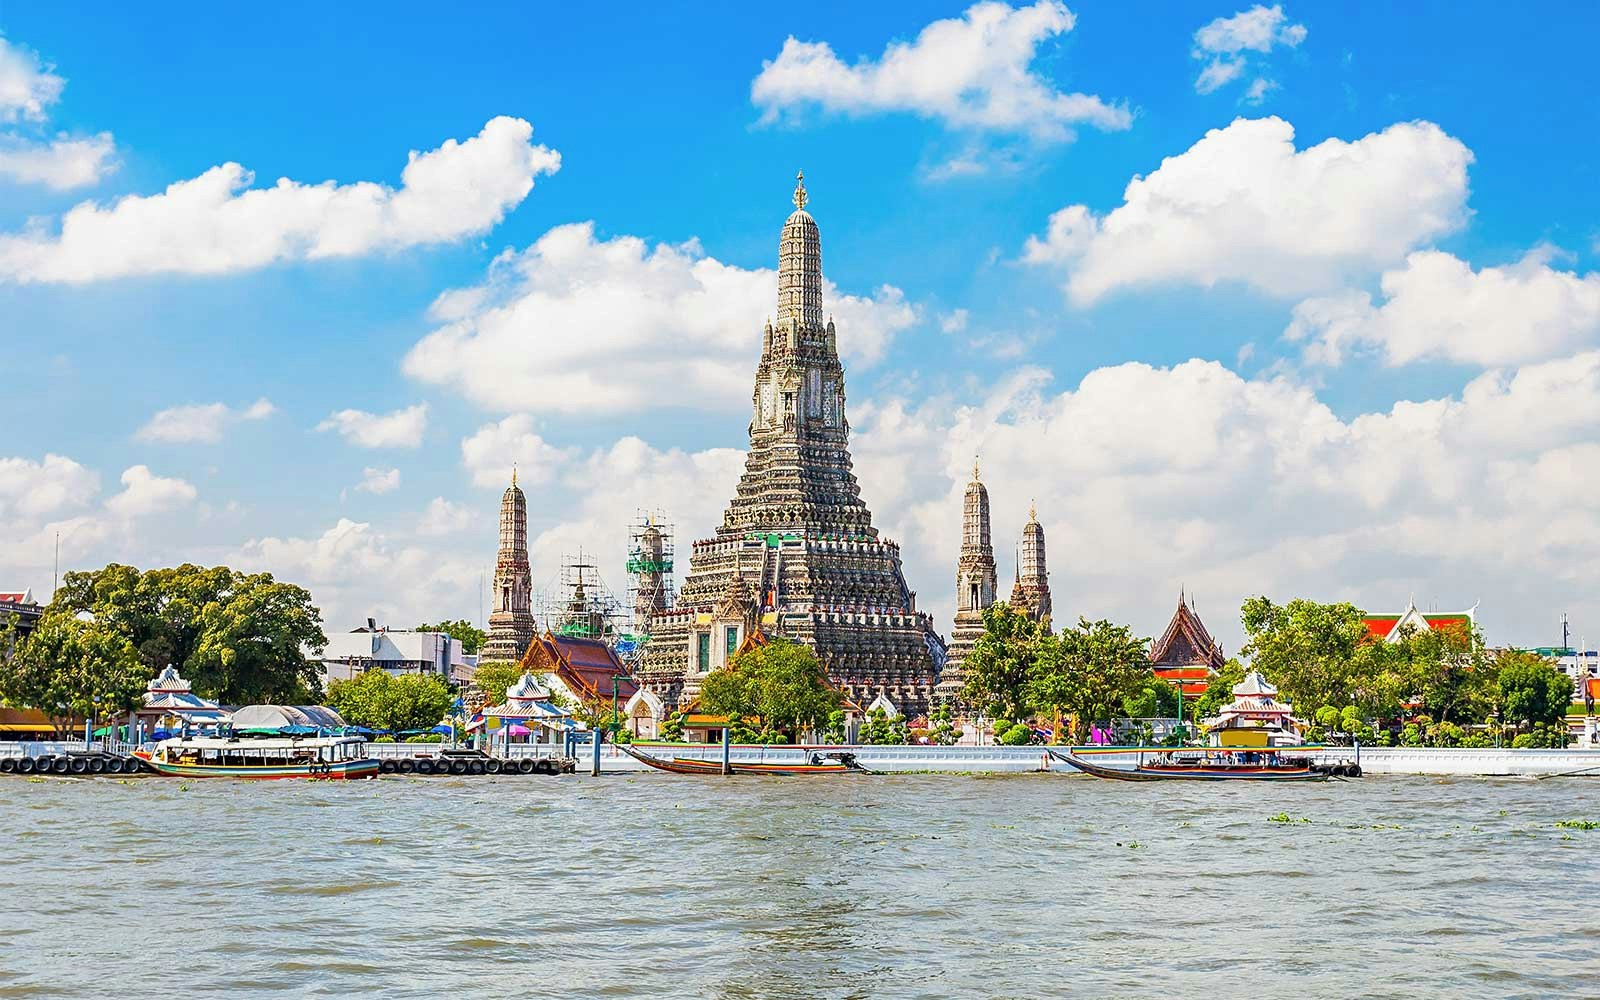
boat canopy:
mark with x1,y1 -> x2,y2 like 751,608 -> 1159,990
229,704 -> 347,731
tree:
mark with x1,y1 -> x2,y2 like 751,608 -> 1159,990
0,612 -> 146,734
702,639 -> 839,739
927,702 -> 960,745
326,670 -> 453,733
416,619 -> 487,655
471,661 -> 527,704
962,603 -> 1046,722
1240,597 -> 1369,715
859,706 -> 910,745
1123,678 -> 1180,720
1495,651 -> 1573,729
46,563 -> 327,704
1192,657 -> 1246,723
1027,618 -> 1150,744
1379,624 -> 1492,724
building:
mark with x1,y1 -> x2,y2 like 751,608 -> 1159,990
129,664 -> 230,739
481,470 -> 537,663
1149,592 -> 1226,698
938,461 -> 997,698
0,589 -> 43,649
1202,671 -> 1305,747
639,172 -> 946,715
1361,601 -> 1476,643
469,671 -> 575,746
1008,502 -> 1052,624
319,622 -> 476,687
520,631 -> 638,727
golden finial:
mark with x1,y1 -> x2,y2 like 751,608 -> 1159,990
511,464 -> 517,487
792,170 -> 808,212
972,454 -> 980,481
1029,499 -> 1036,522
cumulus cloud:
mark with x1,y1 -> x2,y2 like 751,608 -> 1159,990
135,397 -> 276,444
0,35 -> 62,122
0,116 -> 559,283
353,467 -> 401,495
1287,248 -> 1600,368
1023,116 -> 1473,304
750,1 -> 1130,141
0,132 -> 115,189
103,465 -> 197,518
317,404 -> 428,449
416,497 -> 474,537
405,222 -> 919,415
460,415 -> 577,488
0,453 -> 98,519
1192,4 -> 1306,99
847,352 -> 1600,651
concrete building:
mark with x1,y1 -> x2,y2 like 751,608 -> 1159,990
319,621 -> 476,687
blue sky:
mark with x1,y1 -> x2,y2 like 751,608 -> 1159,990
3,2 -> 1598,652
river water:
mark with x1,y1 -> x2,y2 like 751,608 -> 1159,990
1,772 -> 1596,999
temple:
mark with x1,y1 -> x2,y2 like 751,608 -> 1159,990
480,470 -> 537,662
938,460 -> 997,698
1362,601 -> 1477,643
1008,502 -> 1052,625
639,173 -> 946,715
1149,592 -> 1226,697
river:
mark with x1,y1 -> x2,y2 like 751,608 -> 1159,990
1,772 -> 1595,998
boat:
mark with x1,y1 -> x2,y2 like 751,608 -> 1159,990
1049,747 -> 1328,782
135,733 -> 379,779
620,743 -> 872,776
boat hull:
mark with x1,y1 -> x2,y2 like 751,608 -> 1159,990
1051,750 -> 1326,782
621,743 -> 867,775
133,752 -> 380,780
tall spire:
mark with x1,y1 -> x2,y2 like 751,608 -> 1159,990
1012,503 -> 1052,625
777,170 -> 823,329
512,464 -> 518,487
482,466 -> 536,662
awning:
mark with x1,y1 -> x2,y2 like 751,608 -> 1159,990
0,723 -> 56,733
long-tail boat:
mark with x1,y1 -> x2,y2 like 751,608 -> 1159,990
620,743 -> 871,776
1049,747 -> 1328,782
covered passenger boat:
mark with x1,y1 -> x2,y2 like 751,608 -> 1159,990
621,743 -> 871,776
134,704 -> 378,779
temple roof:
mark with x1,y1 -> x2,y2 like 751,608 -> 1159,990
523,632 -> 638,704
1149,593 -> 1226,670
1362,602 -> 1476,643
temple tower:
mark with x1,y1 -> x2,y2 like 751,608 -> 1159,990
640,173 -> 946,713
480,470 -> 537,662
939,460 -> 997,694
1009,502 -> 1053,625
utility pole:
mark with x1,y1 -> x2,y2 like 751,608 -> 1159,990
53,530 -> 59,598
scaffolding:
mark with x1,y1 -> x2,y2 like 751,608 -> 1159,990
534,550 -> 624,644
619,512 -> 675,667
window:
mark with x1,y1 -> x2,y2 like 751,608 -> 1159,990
726,626 -> 740,659
697,633 -> 711,672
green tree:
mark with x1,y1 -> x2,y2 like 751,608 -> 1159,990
0,613 -> 147,734
927,702 -> 960,745
471,661 -> 527,703
702,639 -> 839,740
1191,657 -> 1246,723
1380,624 -> 1492,724
1240,597 -> 1370,716
416,619 -> 487,655
1495,651 -> 1573,729
1123,678 -> 1179,720
962,603 -> 1046,723
326,670 -> 453,732
1027,618 -> 1150,743
859,706 -> 910,745
47,563 -> 327,704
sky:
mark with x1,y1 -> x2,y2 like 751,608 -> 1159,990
2,1 -> 1598,654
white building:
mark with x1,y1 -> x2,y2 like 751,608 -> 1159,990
318,621 -> 477,687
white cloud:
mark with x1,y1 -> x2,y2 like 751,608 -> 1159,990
1192,5 -> 1306,98
406,222 -> 919,415
750,1 -> 1130,141
104,465 -> 197,518
232,517 -> 481,632
1287,248 -> 1600,368
0,116 -> 559,284
416,497 -> 474,537
460,415 -> 577,488
354,467 -> 401,495
0,36 -> 62,122
1023,116 -> 1473,304
317,403 -> 428,449
0,132 -> 115,189
0,453 -> 98,518
135,397 -> 276,444
847,351 -> 1600,652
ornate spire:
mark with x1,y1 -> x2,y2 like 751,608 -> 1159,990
1029,498 -> 1036,522
511,464 -> 518,487
777,172 -> 823,329
972,454 -> 980,481
792,170 -> 808,212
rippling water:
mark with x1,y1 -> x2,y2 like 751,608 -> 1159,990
1,772 -> 1596,998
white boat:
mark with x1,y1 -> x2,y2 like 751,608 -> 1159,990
135,732 -> 379,779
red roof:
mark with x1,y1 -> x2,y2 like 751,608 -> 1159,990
1362,611 -> 1473,643
525,633 -> 637,703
